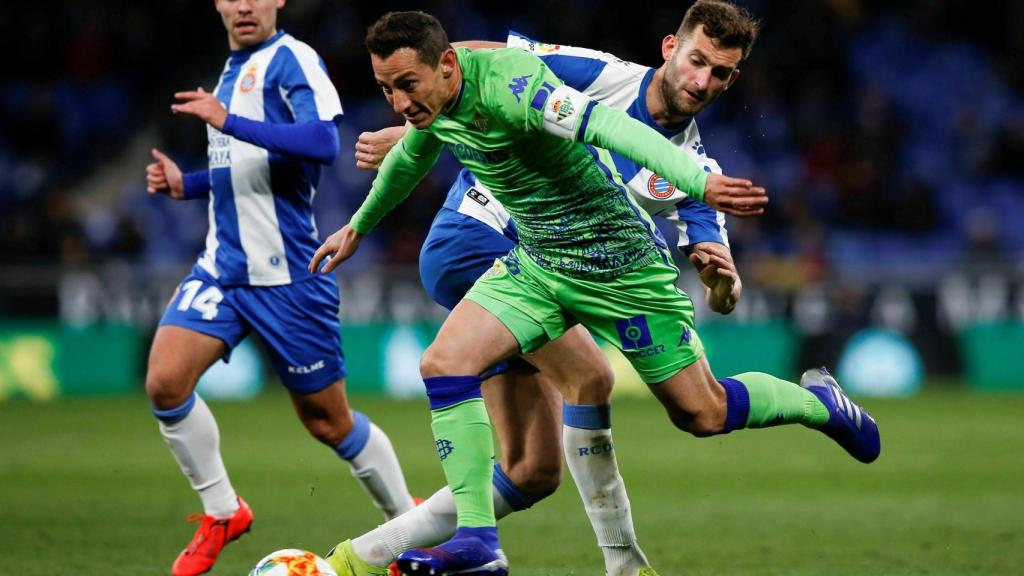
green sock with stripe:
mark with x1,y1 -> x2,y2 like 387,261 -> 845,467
719,372 -> 829,431
425,376 -> 496,528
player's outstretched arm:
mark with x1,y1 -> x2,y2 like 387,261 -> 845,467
580,102 -> 768,217
171,87 -> 341,165
309,224 -> 362,274
311,127 -> 443,275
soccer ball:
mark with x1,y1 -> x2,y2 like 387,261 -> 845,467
249,549 -> 338,576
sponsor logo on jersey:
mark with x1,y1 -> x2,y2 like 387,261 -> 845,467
466,187 -> 490,206
508,74 -> 533,102
647,174 -> 676,199
678,326 -> 692,346
450,143 -> 511,165
208,132 -> 232,169
529,42 -> 562,53
239,66 -> 257,93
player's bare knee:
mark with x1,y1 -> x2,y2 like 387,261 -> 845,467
585,361 -> 615,402
420,343 -> 474,378
145,367 -> 193,409
303,414 -> 353,447
688,410 -> 726,437
665,402 -> 726,437
559,360 -> 614,404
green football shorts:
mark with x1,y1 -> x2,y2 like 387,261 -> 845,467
464,246 -> 704,383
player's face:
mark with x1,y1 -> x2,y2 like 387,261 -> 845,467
372,48 -> 458,130
661,25 -> 743,118
215,0 -> 284,50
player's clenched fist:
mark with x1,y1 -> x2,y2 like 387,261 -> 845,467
354,125 -> 407,170
702,173 -> 768,217
146,148 -> 185,199
309,224 -> 363,274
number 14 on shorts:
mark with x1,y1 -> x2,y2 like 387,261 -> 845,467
176,279 -> 224,320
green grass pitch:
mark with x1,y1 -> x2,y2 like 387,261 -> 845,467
2,388 -> 1022,575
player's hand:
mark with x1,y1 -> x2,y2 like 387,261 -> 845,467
171,87 -> 228,130
355,125 -> 408,170
146,148 -> 185,199
702,173 -> 768,217
689,243 -> 742,314
309,224 -> 363,274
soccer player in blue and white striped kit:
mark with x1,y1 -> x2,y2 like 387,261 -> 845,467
143,2 -> 414,575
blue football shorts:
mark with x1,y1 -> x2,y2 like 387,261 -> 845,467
159,264 -> 345,393
419,208 -> 516,311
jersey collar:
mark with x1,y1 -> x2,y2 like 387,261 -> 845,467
229,29 -> 285,63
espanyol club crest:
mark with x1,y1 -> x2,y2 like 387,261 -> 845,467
240,66 -> 257,93
647,174 -> 676,199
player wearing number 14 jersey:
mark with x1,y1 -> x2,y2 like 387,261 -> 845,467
142,1 -> 414,575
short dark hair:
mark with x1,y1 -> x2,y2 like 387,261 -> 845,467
365,11 -> 450,66
677,0 -> 760,61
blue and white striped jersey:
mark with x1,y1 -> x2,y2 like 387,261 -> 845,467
198,30 -> 343,286
442,32 -> 728,250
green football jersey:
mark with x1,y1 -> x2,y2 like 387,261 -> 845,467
353,47 -> 710,279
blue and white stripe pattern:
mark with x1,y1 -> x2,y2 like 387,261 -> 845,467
198,30 -> 343,286
444,32 -> 729,250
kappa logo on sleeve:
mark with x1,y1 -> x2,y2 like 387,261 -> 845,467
508,74 -> 533,102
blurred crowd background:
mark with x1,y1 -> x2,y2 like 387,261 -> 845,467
1,0 -> 1023,392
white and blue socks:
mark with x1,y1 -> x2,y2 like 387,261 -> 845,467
563,403 -> 649,576
351,463 -> 541,566
334,410 -> 416,520
153,392 -> 239,518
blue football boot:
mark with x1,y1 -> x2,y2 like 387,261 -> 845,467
800,367 -> 881,463
395,528 -> 508,576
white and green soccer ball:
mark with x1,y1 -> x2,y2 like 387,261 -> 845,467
249,549 -> 337,576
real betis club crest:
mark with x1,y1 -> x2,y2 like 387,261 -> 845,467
554,97 -> 575,121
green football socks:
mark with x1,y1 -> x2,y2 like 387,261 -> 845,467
429,392 -> 496,528
720,372 -> 829,431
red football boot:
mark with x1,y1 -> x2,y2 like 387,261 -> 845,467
171,497 -> 254,576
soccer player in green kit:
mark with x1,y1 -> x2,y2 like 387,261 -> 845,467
311,10 -> 880,575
